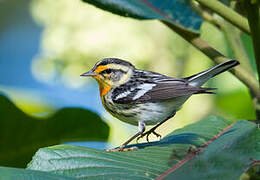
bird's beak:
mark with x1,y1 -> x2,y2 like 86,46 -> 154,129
80,70 -> 98,77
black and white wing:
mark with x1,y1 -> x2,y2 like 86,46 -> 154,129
112,75 -> 214,104
111,60 -> 239,104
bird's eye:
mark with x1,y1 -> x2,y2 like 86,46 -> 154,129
103,69 -> 112,74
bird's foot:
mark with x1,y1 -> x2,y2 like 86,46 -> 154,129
137,128 -> 162,143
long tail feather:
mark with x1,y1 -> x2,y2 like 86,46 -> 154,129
185,60 -> 239,87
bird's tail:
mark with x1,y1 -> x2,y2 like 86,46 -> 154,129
185,60 -> 239,87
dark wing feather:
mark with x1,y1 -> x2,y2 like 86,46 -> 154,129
136,80 -> 215,103
112,76 -> 215,104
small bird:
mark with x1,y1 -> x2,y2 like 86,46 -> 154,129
81,58 -> 239,150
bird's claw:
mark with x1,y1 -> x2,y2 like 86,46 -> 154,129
136,129 -> 162,143
152,131 -> 161,139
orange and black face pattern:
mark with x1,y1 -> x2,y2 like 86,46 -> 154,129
90,58 -> 134,87
81,58 -> 135,96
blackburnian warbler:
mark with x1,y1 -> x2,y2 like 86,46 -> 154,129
81,58 -> 239,150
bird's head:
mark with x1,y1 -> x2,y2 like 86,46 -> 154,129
81,58 -> 135,88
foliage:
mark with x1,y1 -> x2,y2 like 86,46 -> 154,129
27,117 -> 259,180
82,0 -> 203,33
0,93 -> 109,167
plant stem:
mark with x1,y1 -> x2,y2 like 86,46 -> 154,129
195,0 -> 250,34
221,20 -> 254,77
221,19 -> 260,120
190,0 -> 221,30
163,21 -> 260,100
244,1 -> 260,83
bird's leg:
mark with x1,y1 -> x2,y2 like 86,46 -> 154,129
137,112 -> 176,142
105,122 -> 145,152
120,121 -> 146,148
137,119 -> 166,142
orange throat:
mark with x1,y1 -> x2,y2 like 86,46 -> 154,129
92,76 -> 111,103
99,84 -> 111,97
98,82 -> 111,102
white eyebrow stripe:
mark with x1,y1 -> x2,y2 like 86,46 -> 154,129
106,64 -> 129,72
133,84 -> 156,100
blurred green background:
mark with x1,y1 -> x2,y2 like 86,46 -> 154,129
0,0 -> 255,157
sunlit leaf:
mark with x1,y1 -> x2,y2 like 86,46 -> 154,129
82,0 -> 203,33
0,166 -> 75,180
28,116 -> 259,179
0,93 -> 109,167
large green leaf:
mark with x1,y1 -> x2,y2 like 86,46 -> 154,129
82,0 -> 203,33
158,120 -> 260,179
27,116 -> 260,179
0,166 -> 76,180
0,93 -> 109,167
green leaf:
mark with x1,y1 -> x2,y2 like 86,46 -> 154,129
82,0 -> 203,33
159,120 -> 260,179
241,33 -> 258,74
0,93 -> 109,167
0,166 -> 76,180
28,116 -> 259,179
